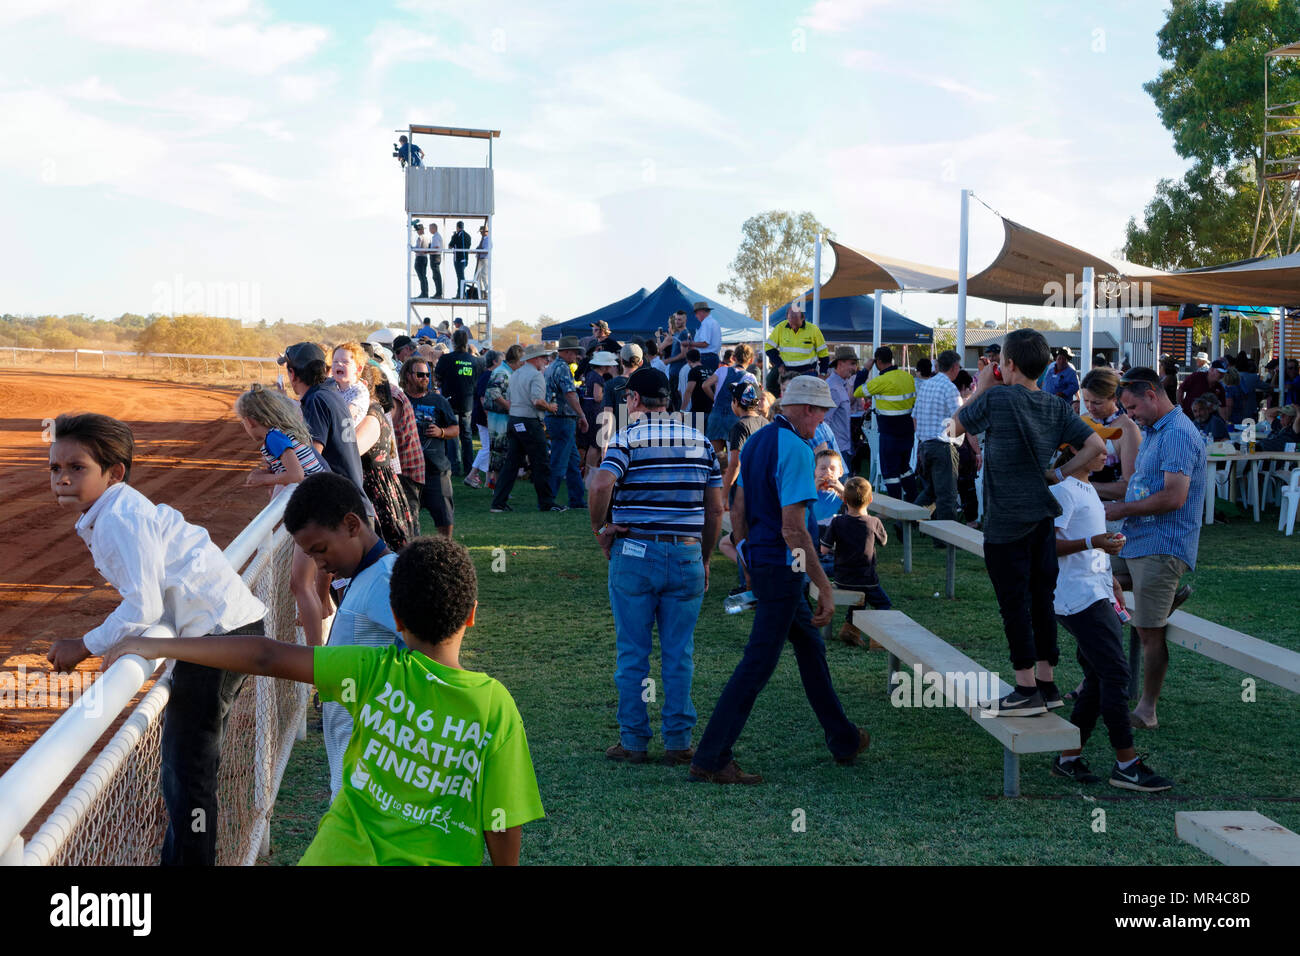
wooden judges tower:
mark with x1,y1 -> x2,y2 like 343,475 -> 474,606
401,124 -> 499,344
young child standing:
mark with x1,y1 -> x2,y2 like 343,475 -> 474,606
281,473 -> 402,799
1049,443 -> 1173,792
951,329 -> 1107,717
104,534 -> 546,865
235,384 -> 331,648
820,477 -> 890,647
47,413 -> 266,866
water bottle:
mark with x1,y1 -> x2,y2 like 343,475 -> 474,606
724,591 -> 757,614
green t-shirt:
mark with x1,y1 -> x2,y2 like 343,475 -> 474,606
299,645 -> 545,866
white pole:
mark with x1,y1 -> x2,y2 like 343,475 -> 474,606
406,218 -> 414,335
813,234 -> 822,328
957,189 -> 969,367
762,304 -> 770,378
1081,266 -> 1094,379
872,288 -> 883,357
1211,304 -> 1221,362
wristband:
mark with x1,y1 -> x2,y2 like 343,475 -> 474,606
1053,467 -> 1064,483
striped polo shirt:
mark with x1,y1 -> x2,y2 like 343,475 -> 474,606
599,415 -> 722,534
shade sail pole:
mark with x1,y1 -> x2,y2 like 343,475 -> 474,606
1280,306 -> 1287,406
1210,304 -> 1221,363
957,189 -> 969,365
1081,266 -> 1094,378
813,234 -> 822,328
873,289 -> 883,356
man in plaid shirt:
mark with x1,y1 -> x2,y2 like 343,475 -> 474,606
391,358 -> 426,527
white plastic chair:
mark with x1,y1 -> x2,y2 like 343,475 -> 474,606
1277,468 -> 1300,536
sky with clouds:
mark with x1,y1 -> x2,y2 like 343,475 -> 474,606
0,0 -> 1187,331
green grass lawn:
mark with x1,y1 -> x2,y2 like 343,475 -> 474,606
267,477 -> 1300,865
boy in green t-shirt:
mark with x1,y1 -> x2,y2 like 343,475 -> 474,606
104,536 -> 545,866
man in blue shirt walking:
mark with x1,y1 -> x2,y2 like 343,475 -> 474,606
689,375 -> 870,784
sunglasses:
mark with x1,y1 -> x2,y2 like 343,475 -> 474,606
413,371 -> 431,379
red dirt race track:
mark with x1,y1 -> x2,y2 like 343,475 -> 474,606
0,371 -> 266,816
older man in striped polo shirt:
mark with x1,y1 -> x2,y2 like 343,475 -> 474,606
589,367 -> 725,766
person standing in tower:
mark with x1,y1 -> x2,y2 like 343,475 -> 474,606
449,221 -> 472,298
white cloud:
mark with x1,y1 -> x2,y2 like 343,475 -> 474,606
799,0 -> 895,32
7,0 -> 327,74
842,49 -> 995,103
66,76 -> 125,102
365,21 -> 515,82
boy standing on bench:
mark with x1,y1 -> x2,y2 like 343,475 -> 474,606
950,330 -> 1106,717
1048,443 -> 1173,791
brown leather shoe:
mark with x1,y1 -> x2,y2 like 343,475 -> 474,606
834,727 -> 871,766
688,760 -> 763,785
662,747 -> 695,766
606,743 -> 648,764
838,622 -> 867,647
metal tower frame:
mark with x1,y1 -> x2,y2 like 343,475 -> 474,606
1252,42 -> 1300,258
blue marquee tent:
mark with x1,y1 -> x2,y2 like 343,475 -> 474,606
541,287 -> 648,340
771,291 -> 932,345
542,277 -> 762,343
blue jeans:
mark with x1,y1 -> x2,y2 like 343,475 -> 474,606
608,538 -> 706,751
694,563 -> 859,770
545,415 -> 585,507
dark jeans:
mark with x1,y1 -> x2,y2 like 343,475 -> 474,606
1058,599 -> 1134,751
491,416 -> 555,510
545,414 -> 585,506
693,563 -> 859,770
431,257 -> 443,298
414,256 -> 428,298
983,517 -> 1060,672
833,579 -> 891,623
877,424 -> 917,501
456,409 -> 474,474
453,257 -> 466,296
915,439 -> 960,520
160,619 -> 262,866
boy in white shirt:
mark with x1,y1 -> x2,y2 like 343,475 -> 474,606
1048,441 -> 1173,792
47,413 -> 266,864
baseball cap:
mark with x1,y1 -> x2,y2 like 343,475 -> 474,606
780,375 -> 836,409
620,343 -> 643,363
730,380 -> 761,408
984,343 -> 1001,355
392,335 -> 415,353
1211,359 -> 1229,372
277,342 -> 324,368
626,367 -> 670,401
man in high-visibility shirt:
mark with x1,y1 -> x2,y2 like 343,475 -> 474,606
765,304 -> 829,385
853,346 -> 917,501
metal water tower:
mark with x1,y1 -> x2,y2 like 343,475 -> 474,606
399,124 -> 500,345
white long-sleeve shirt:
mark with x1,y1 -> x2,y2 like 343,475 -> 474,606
76,483 -> 267,655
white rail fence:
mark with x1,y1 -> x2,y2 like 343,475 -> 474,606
0,494 -> 306,866
4,346 -> 280,378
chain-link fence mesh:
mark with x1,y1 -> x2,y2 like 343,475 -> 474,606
23,523 -> 304,866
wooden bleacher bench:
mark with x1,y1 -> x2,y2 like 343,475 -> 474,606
804,582 -> 867,642
867,493 -> 931,573
852,609 -> 1079,796
1176,811 -> 1300,866
1122,593 -> 1300,695
917,520 -> 985,598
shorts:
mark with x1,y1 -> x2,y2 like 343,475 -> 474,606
1111,553 -> 1189,629
421,470 -> 455,528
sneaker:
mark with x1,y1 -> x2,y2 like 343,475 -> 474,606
1038,681 -> 1064,710
605,743 -> 648,764
462,473 -> 482,489
980,688 -> 1047,718
687,760 -> 763,785
834,726 -> 871,766
1109,755 -> 1173,793
1051,755 -> 1100,783
662,747 -> 695,766
547,504 -> 569,513
489,504 -> 513,514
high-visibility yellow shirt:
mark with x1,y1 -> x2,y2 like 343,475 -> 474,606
765,320 -> 829,367
854,367 -> 916,414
